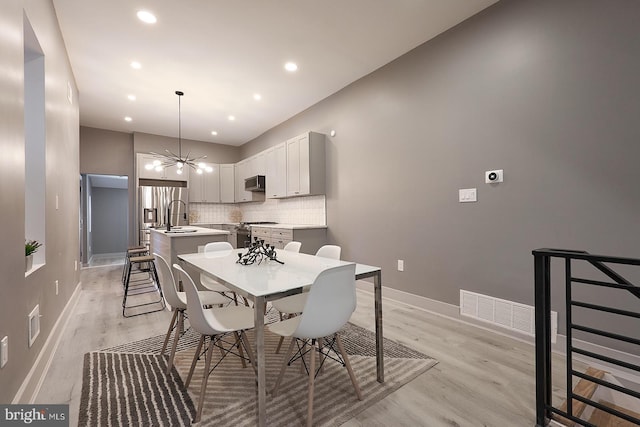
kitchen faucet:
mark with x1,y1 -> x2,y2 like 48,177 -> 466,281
166,199 -> 187,231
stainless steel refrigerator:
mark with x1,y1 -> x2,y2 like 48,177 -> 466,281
138,180 -> 188,246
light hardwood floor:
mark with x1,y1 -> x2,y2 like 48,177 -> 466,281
36,265 -> 577,426
85,252 -> 125,267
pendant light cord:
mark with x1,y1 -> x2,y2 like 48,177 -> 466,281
148,90 -> 207,172
176,90 -> 184,159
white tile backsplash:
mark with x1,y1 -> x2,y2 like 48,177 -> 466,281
188,204 -> 239,224
189,195 -> 326,225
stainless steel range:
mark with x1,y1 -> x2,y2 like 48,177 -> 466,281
236,222 -> 277,248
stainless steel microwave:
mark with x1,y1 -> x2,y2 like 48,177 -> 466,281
244,175 -> 265,192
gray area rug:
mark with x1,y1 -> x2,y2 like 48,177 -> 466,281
79,322 -> 437,426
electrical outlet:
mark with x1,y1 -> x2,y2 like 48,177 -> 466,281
1,336 -> 8,368
398,260 -> 404,272
55,280 -> 59,295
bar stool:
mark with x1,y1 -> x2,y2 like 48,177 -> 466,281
121,246 -> 149,285
122,254 -> 165,317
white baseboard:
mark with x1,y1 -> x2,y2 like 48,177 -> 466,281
12,281 -> 82,404
356,281 -> 537,346
357,281 -> 640,385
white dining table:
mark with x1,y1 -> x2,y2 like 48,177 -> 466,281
178,248 -> 384,427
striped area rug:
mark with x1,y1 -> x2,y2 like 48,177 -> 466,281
79,322 -> 437,426
79,352 -> 195,426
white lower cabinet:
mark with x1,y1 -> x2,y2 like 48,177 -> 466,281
251,227 -> 271,244
222,224 -> 237,249
250,227 -> 326,254
270,228 -> 293,249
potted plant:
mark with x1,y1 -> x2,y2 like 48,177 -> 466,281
25,239 -> 42,272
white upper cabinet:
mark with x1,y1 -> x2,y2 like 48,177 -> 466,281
286,132 -> 325,197
163,164 -> 189,181
234,159 -> 251,202
189,163 -> 220,203
251,151 -> 267,176
220,164 -> 235,203
235,157 -> 266,203
266,142 -> 287,198
138,131 -> 325,205
137,153 -> 190,181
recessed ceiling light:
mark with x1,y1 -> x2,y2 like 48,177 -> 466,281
253,93 -> 262,101
211,131 -> 218,136
124,116 -> 132,122
228,115 -> 235,121
130,61 -> 141,69
136,10 -> 157,24
127,94 -> 136,101
284,62 -> 298,72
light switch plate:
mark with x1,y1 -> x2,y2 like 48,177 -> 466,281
1,336 -> 8,368
459,188 -> 477,203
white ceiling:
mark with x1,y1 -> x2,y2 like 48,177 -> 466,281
53,0 -> 498,146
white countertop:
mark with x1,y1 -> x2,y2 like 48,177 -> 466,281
249,223 -> 327,230
190,222 -> 240,226
150,226 -> 229,237
189,222 -> 327,230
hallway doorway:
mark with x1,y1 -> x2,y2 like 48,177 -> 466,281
80,174 -> 129,267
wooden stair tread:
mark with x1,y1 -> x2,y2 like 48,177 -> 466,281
554,367 -> 607,426
588,400 -> 640,427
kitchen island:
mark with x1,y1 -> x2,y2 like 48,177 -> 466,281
150,226 -> 229,284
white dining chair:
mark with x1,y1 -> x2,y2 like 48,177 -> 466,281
315,244 -> 341,260
154,253 -> 229,374
200,241 -> 241,305
283,241 -> 302,253
268,263 -> 362,427
272,245 -> 341,353
174,263 -> 256,424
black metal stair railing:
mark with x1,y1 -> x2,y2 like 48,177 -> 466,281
533,248 -> 640,427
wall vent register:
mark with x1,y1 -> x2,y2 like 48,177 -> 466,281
460,290 -> 557,343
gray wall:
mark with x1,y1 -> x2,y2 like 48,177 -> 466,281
80,127 -> 135,245
90,187 -> 128,254
0,0 -> 80,403
241,0 -> 640,347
